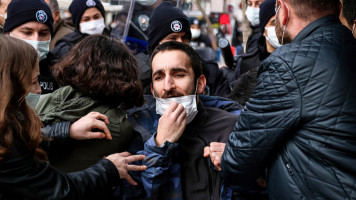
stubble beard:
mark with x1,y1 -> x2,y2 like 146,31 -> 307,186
275,15 -> 292,45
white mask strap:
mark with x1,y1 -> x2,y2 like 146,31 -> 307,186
281,3 -> 289,45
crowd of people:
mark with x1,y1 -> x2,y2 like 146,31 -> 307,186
0,0 -> 355,199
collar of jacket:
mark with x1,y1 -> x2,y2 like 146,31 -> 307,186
185,101 -> 208,135
293,15 -> 340,43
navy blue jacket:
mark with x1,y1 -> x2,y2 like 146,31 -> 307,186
222,16 -> 356,199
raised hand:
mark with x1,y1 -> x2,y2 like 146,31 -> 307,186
69,112 -> 112,140
106,152 -> 147,185
155,102 -> 187,146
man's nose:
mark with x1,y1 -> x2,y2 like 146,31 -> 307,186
164,75 -> 175,91
30,32 -> 40,41
176,37 -> 183,43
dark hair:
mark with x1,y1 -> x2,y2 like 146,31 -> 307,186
342,0 -> 356,29
284,0 -> 339,22
52,35 -> 144,109
151,41 -> 203,81
0,35 -> 47,161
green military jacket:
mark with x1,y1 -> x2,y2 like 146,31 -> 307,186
36,86 -> 133,172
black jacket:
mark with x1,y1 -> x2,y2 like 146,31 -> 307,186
39,52 -> 60,94
0,132 -> 120,200
51,30 -> 86,59
222,16 -> 356,199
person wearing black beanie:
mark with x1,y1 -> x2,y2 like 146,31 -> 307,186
259,0 -> 280,52
52,0 -> 107,59
148,1 -> 191,55
3,0 -> 59,94
148,1 -> 231,97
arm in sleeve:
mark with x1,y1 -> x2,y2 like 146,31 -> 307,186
0,138 -> 120,200
221,56 -> 302,185
138,134 -> 180,199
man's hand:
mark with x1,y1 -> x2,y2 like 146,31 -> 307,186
69,112 -> 112,140
203,142 -> 226,171
155,102 -> 187,146
106,152 -> 147,185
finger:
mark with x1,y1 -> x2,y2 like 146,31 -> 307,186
87,131 -> 106,139
92,119 -> 112,140
119,152 -> 131,157
175,104 -> 187,122
210,142 -> 226,149
164,102 -> 179,114
90,112 -> 110,124
125,174 -> 138,186
127,155 -> 146,163
127,164 -> 147,171
203,146 -> 210,157
213,159 -> 222,171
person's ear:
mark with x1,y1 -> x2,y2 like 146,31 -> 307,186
279,0 -> 289,26
196,75 -> 206,94
53,10 -> 60,23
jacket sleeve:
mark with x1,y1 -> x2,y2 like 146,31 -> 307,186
221,55 -> 301,185
0,137 -> 120,200
138,135 -> 181,199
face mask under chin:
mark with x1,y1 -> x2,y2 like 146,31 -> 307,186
154,81 -> 199,124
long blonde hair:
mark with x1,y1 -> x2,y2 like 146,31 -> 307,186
0,35 -> 47,161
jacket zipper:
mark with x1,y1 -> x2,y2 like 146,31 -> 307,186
198,134 -> 214,200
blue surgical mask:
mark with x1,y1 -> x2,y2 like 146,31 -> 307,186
245,7 -> 260,26
10,32 -> 50,61
26,93 -> 41,109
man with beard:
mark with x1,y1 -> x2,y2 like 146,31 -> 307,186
206,0 -> 356,199
119,41 -> 241,200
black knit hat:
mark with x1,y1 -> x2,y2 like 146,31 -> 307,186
148,1 -> 191,54
259,0 -> 276,33
69,0 -> 105,31
3,0 -> 53,34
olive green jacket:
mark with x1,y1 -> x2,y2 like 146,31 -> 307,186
36,86 -> 133,172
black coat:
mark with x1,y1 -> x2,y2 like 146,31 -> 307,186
39,52 -> 59,94
0,132 -> 120,200
222,16 -> 356,199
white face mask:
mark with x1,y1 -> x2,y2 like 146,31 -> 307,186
136,0 -> 157,6
0,13 -> 7,19
155,82 -> 199,124
191,29 -> 201,39
245,7 -> 260,26
265,26 -> 281,48
26,92 -> 41,109
156,95 -> 198,124
80,18 -> 105,35
10,32 -> 50,61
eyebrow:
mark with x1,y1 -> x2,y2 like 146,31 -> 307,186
152,67 -> 189,78
19,26 -> 50,32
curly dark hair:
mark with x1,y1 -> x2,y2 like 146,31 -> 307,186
52,35 -> 144,109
